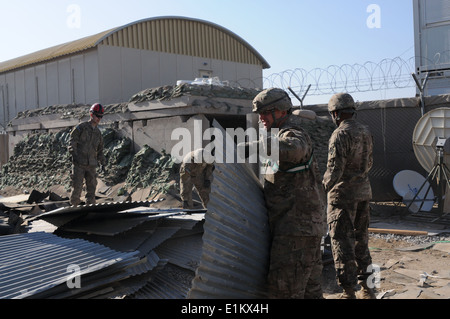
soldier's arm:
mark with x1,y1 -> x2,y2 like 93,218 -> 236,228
204,164 -> 214,181
277,130 -> 312,164
69,125 -> 81,156
323,132 -> 348,192
97,135 -> 106,166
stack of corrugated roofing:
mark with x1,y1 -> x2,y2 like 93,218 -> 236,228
0,231 -> 143,298
0,200 -> 205,299
1,120 -> 270,299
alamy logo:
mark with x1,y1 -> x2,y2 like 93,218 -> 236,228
67,4 -> 81,29
66,264 -> 81,289
366,264 -> 381,288
170,120 -> 280,172
366,4 -> 381,29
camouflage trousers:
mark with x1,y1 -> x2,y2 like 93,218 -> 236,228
266,235 -> 323,299
180,173 -> 211,209
70,164 -> 97,206
327,200 -> 372,289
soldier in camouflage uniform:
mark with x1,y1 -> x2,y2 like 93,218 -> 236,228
323,93 -> 376,299
180,148 -> 215,209
250,88 -> 326,299
68,103 -> 106,206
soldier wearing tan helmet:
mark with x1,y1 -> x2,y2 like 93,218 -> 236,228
68,103 -> 106,206
179,148 -> 215,209
250,88 -> 326,299
323,93 -> 375,299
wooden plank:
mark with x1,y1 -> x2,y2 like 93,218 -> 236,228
368,227 -> 428,236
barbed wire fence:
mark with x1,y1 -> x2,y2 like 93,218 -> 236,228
232,51 -> 450,102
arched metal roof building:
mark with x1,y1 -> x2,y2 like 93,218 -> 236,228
0,16 -> 270,74
0,16 -> 269,126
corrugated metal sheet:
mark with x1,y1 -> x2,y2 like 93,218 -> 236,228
187,120 -> 270,298
33,200 -> 165,228
100,17 -> 270,68
128,265 -> 192,299
0,232 -> 138,299
154,233 -> 203,271
0,16 -> 269,74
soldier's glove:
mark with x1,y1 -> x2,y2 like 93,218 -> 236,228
237,134 -> 278,162
259,131 -> 279,156
237,141 -> 259,160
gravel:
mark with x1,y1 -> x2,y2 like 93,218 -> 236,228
369,232 -> 450,245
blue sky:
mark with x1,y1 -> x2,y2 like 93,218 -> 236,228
0,0 -> 416,103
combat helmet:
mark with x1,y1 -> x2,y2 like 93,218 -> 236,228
252,88 -> 293,113
328,93 -> 356,113
90,103 -> 105,118
328,93 -> 356,126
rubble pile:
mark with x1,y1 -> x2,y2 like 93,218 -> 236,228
101,128 -> 134,186
0,127 -> 180,199
130,83 -> 261,103
124,145 -> 180,196
0,128 -> 73,190
12,102 -> 129,122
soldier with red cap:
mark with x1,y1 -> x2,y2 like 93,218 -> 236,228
68,103 -> 106,206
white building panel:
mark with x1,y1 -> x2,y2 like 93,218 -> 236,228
83,50 -> 100,104
98,45 -> 122,105
141,50 -> 161,90
160,53 -> 177,87
121,47 -> 142,102
24,67 -> 36,109
57,58 -> 72,104
46,61 -> 59,106
71,55 -> 86,104
5,73 -> 15,120
0,76 -> 5,127
177,55 -> 195,83
222,61 -> 237,85
35,64 -> 48,108
14,70 -> 25,115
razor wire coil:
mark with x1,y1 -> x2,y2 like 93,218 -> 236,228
231,53 -> 450,98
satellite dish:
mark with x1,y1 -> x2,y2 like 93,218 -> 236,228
411,107 -> 450,216
393,170 -> 434,212
413,107 -> 450,173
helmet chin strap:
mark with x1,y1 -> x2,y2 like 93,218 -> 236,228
330,111 -> 341,126
269,110 -> 290,129
331,110 -> 355,126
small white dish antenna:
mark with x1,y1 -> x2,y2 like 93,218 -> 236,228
393,170 -> 434,212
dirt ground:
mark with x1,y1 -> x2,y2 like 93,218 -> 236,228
322,202 -> 450,299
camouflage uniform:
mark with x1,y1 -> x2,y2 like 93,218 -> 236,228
323,95 -> 374,292
69,121 -> 106,206
252,88 -> 326,299
180,149 -> 214,209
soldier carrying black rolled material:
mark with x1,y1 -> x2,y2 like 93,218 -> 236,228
68,103 -> 106,206
323,92 -> 376,299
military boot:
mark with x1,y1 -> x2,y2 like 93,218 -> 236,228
356,280 -> 376,299
182,201 -> 192,209
336,287 -> 356,299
